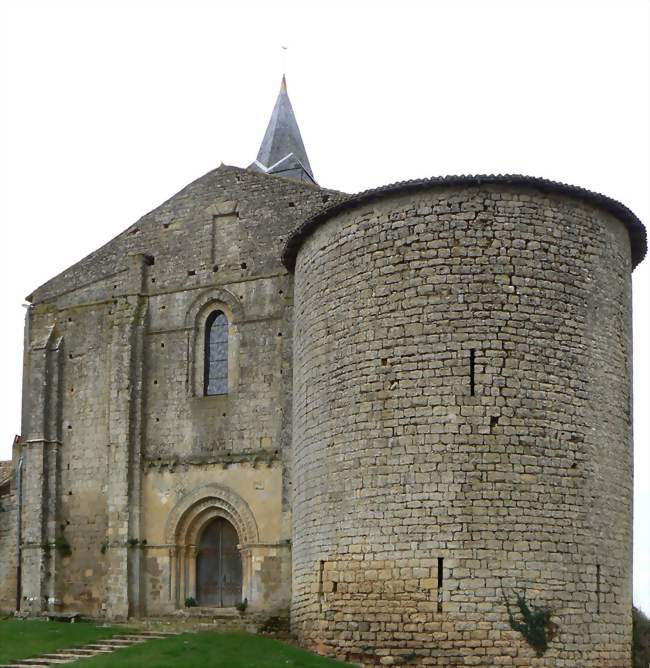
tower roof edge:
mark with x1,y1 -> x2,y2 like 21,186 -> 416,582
282,174 -> 647,271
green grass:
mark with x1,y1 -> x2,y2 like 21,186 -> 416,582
0,618 -> 124,664
72,632 -> 353,667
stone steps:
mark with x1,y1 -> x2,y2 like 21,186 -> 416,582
0,631 -> 179,668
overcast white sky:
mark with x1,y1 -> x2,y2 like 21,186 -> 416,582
1,0 -> 648,613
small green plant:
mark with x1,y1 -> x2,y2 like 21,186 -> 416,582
501,586 -> 556,657
184,596 -> 197,608
259,614 -> 290,634
100,541 -> 108,554
634,606 -> 650,668
54,535 -> 72,557
127,538 -> 139,547
236,597 -> 248,614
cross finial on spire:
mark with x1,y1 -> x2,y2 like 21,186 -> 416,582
248,74 -> 316,184
281,45 -> 288,79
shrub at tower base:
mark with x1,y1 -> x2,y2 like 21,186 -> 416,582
634,607 -> 650,668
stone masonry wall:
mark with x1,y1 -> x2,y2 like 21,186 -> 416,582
291,185 -> 634,667
19,166 -> 343,617
0,464 -> 17,611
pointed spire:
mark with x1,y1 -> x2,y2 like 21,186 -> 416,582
249,76 -> 316,184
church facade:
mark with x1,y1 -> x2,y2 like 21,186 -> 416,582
0,78 -> 646,667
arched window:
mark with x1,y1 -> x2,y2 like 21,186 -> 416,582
204,311 -> 228,395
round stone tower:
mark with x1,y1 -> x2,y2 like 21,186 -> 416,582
283,177 -> 646,668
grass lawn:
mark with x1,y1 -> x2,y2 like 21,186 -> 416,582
72,632 -> 353,667
0,618 -> 125,664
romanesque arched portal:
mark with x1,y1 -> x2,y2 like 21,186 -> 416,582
164,484 -> 259,608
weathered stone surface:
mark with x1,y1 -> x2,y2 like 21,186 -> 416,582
0,459 -> 18,611
12,164 -> 342,619
291,185 -> 635,666
3,161 -> 643,668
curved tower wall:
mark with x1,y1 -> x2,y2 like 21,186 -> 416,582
290,184 -> 634,667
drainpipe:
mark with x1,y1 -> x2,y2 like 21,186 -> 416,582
15,455 -> 23,611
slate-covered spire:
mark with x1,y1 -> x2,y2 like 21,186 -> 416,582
249,76 -> 316,184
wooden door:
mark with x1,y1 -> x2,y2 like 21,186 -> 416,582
196,517 -> 242,607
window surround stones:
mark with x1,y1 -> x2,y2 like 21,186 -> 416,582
185,287 -> 243,398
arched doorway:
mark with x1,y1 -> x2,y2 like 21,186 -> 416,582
196,517 -> 242,607
165,483 -> 259,609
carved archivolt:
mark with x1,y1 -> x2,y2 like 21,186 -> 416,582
164,483 -> 259,547
185,287 -> 244,328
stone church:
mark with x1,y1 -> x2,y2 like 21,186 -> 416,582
0,77 -> 646,667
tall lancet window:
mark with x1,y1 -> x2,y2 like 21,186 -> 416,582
204,311 -> 229,395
